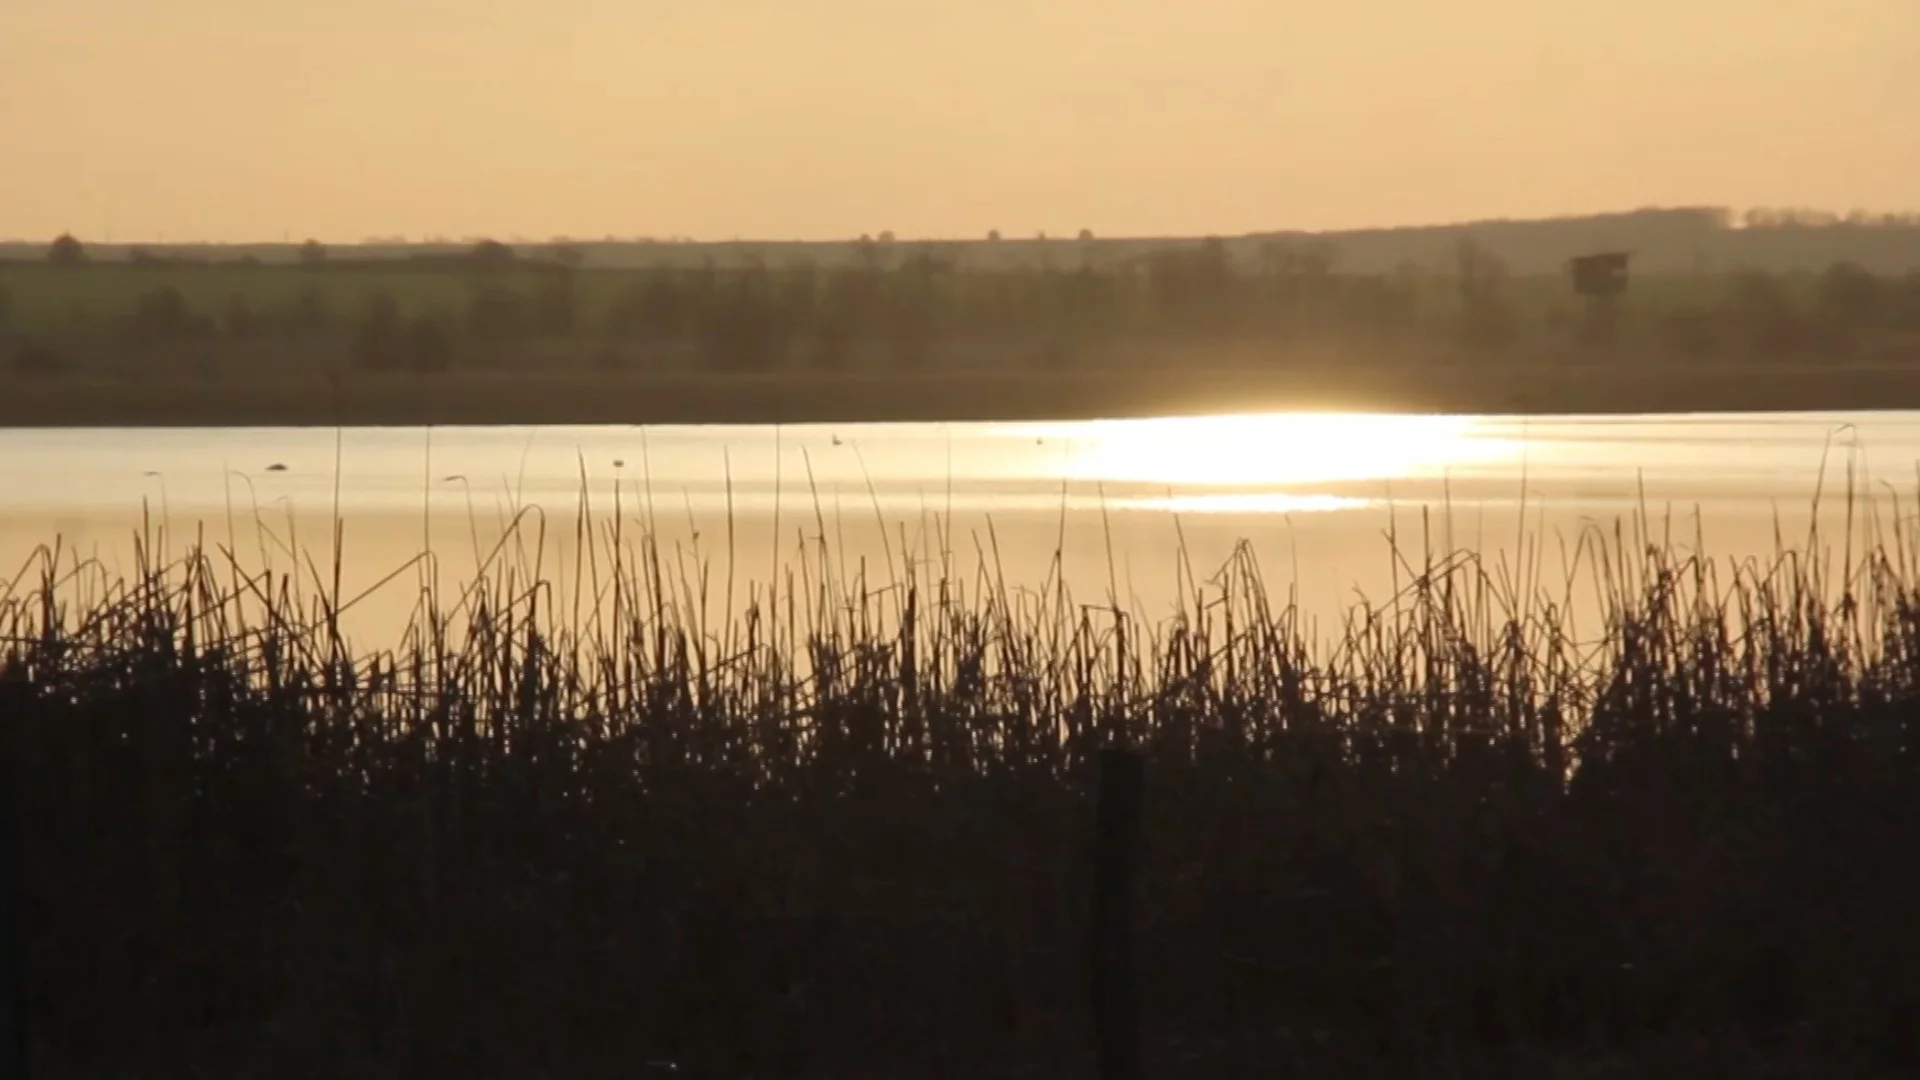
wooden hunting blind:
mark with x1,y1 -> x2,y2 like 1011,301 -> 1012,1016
1570,252 -> 1631,298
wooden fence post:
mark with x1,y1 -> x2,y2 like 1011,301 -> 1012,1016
1090,747 -> 1145,1080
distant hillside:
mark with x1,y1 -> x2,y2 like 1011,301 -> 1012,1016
1244,207 -> 1920,275
4,207 -> 1918,275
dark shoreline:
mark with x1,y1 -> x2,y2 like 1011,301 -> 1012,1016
6,361 -> 1920,428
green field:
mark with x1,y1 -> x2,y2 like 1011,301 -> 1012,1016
4,218 -> 1919,427
0,259 -> 1802,335
2,253 -> 1915,359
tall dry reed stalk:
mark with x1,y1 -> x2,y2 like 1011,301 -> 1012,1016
2,482 -> 1918,1078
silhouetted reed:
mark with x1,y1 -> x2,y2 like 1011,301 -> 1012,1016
3,493 -> 1920,1078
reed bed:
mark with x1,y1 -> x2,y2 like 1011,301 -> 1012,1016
3,488 -> 1920,1079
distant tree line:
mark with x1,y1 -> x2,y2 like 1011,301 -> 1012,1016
12,206 -> 1920,275
7,233 -> 1920,379
1743,208 -> 1920,229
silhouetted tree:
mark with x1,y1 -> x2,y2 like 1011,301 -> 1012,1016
290,286 -> 331,336
605,273 -> 685,343
127,286 -> 201,341
127,246 -> 167,268
1455,238 -> 1503,305
1817,261 -> 1881,325
1338,274 -> 1417,340
1078,228 -> 1095,243
1183,236 -> 1235,334
532,267 -> 577,336
779,258 -> 821,326
809,308 -> 851,371
1730,271 -> 1802,358
1455,237 -> 1515,346
885,249 -> 944,369
815,266 -> 883,369
1144,250 -> 1190,329
1897,271 -> 1920,331
469,239 -> 517,270
353,290 -> 405,371
407,313 -> 456,373
222,293 -> 258,340
987,229 -> 1002,243
1037,263 -> 1114,368
701,268 -> 782,372
1255,240 -> 1340,337
299,239 -> 327,267
47,234 -> 85,265
466,285 -> 532,340
1661,306 -> 1722,360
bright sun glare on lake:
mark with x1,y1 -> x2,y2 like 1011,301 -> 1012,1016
1022,412 -> 1522,512
1056,412 -> 1510,488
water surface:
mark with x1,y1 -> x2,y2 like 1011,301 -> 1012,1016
3,410 -> 1910,643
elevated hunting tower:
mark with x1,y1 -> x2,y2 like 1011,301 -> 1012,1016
1568,251 -> 1631,347
1569,252 -> 1630,298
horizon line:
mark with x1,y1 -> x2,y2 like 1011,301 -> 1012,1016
8,204 -> 1920,250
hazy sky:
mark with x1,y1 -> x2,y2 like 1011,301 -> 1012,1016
4,0 -> 1915,242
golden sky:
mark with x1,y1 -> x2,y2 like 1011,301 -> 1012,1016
3,0 -> 1914,242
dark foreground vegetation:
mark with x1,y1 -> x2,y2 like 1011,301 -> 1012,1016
4,206 -> 1920,424
4,504 -> 1920,1078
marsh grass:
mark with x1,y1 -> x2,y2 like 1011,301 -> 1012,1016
4,473 -> 1920,1078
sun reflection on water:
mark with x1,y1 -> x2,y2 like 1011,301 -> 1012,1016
1032,411 -> 1521,491
1108,492 -> 1372,515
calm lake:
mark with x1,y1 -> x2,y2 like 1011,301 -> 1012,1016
3,409 -> 1915,645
